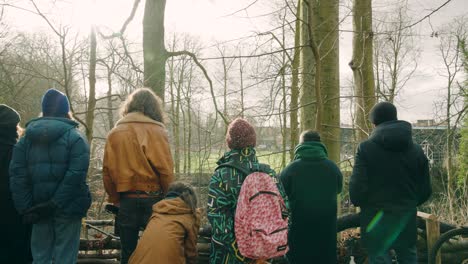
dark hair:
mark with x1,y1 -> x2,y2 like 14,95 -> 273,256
120,88 -> 166,123
299,130 -> 321,143
369,101 -> 397,125
167,182 -> 198,214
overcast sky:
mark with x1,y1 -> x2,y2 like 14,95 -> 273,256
3,0 -> 468,124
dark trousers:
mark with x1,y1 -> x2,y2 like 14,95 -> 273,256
368,245 -> 417,264
118,196 -> 161,264
0,219 -> 32,264
361,207 -> 417,264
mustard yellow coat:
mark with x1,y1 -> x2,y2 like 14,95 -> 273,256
103,112 -> 175,203
129,197 -> 200,264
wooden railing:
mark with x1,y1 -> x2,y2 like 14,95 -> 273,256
417,211 -> 441,264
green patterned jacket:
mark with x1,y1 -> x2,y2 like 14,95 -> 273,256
207,147 -> 288,264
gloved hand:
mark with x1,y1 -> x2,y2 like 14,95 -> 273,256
22,212 -> 40,224
34,201 -> 57,219
23,201 -> 57,223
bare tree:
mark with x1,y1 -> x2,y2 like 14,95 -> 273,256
374,1 -> 420,103
438,18 -> 467,220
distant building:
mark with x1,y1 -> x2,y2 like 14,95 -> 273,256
416,119 -> 436,127
340,124 -> 451,165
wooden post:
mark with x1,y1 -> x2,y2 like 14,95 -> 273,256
417,212 -> 441,264
81,218 -> 89,241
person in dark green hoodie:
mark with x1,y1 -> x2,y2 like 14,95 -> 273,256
280,130 -> 343,264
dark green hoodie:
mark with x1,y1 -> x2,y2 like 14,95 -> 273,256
280,141 -> 343,264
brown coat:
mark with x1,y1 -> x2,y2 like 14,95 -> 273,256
103,112 -> 174,203
129,197 -> 200,264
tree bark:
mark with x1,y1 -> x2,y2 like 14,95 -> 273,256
310,0 -> 340,163
350,0 -> 376,141
289,2 -> 301,161
86,26 -> 97,144
299,0 -> 316,131
143,0 -> 167,100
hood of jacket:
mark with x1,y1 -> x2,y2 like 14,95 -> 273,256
116,112 -> 165,128
294,141 -> 328,161
153,197 -> 193,215
25,117 -> 78,143
216,146 -> 258,165
369,120 -> 413,152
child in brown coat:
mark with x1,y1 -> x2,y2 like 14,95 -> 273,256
129,182 -> 200,264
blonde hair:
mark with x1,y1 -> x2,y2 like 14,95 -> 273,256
120,88 -> 166,123
167,182 -> 198,214
17,125 -> 24,138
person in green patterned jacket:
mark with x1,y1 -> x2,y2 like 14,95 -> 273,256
207,118 -> 288,264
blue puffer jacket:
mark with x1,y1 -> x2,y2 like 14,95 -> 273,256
9,117 -> 91,218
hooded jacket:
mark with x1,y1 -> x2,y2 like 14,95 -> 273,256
9,117 -> 91,217
103,112 -> 174,204
349,120 -> 431,210
128,197 -> 200,264
0,111 -> 20,220
207,147 -> 288,264
280,141 -> 342,264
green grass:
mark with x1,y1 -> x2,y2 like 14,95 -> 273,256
177,150 -> 289,175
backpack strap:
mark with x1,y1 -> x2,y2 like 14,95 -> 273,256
215,162 -> 250,175
216,161 -> 271,176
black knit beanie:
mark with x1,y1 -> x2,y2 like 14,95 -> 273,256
0,104 -> 20,127
369,101 -> 397,125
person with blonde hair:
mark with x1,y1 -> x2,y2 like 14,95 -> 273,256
103,88 -> 175,264
129,182 -> 200,264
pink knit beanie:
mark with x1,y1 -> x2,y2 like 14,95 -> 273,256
226,118 -> 256,150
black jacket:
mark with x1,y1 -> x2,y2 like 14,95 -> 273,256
0,126 -> 31,263
349,120 -> 432,210
350,121 -> 432,253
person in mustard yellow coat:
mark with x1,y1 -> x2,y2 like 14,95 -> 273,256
129,182 -> 200,264
103,88 -> 175,264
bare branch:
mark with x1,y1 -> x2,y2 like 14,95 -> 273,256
167,50 -> 229,125
99,0 -> 141,39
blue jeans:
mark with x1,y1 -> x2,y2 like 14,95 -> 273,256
31,215 -> 81,264
368,246 -> 417,264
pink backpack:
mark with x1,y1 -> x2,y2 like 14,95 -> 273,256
220,162 -> 289,259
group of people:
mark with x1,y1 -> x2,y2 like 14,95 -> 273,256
0,86 -> 432,264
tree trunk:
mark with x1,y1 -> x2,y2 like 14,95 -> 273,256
86,26 -> 97,144
310,0 -> 340,163
106,68 -> 114,130
168,56 -> 179,173
299,0 -> 316,131
350,0 -> 376,142
239,56 -> 245,118
186,66 -> 193,174
143,0 -> 167,100
174,61 -> 182,175
289,2 -> 301,161
222,56 -> 228,119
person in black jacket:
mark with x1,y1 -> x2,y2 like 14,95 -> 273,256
280,130 -> 343,264
0,104 -> 32,264
350,102 -> 432,264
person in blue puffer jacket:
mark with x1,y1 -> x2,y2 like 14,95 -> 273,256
9,88 -> 91,264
